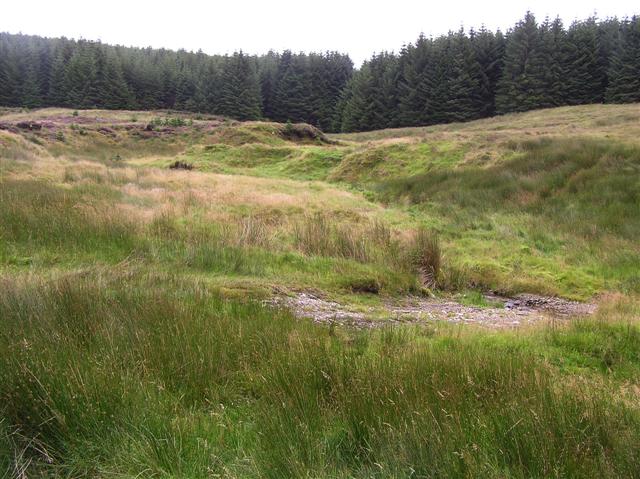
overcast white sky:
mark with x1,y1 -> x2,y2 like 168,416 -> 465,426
2,0 -> 638,65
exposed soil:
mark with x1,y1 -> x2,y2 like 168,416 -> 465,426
268,292 -> 596,329
168,160 -> 194,170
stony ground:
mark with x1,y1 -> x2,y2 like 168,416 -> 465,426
269,292 -> 597,329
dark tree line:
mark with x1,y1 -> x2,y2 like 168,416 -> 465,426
1,13 -> 639,132
337,13 -> 640,132
0,33 -> 353,130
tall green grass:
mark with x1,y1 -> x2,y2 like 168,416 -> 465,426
0,179 -> 138,266
0,178 -> 421,294
372,138 -> 640,296
376,138 -> 640,240
1,275 -> 639,477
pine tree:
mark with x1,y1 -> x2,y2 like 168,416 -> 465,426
471,27 -> 505,117
565,17 -> 607,104
537,17 -> 569,106
64,42 -> 99,108
445,29 -> 485,122
0,41 -> 19,106
95,47 -> 133,109
48,43 -> 71,106
271,51 -> 312,123
495,12 -> 546,113
217,51 -> 262,120
397,35 -> 434,126
606,16 -> 640,103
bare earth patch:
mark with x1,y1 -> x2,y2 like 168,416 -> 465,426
269,292 -> 596,329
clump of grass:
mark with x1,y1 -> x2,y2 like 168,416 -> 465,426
293,213 -> 369,262
292,213 -> 401,266
233,215 -> 271,248
292,216 -> 457,292
406,227 -> 441,288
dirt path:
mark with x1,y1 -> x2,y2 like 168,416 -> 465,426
268,292 -> 596,329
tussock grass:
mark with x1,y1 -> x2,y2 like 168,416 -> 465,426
291,215 -> 459,292
292,214 -> 396,264
407,227 -> 442,288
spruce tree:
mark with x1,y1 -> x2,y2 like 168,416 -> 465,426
397,35 -> 434,126
428,36 -> 454,124
174,68 -> 196,111
0,14 -> 638,132
471,27 -> 505,117
338,65 -> 373,132
565,17 -> 607,104
64,42 -> 99,108
18,44 -> 44,108
445,29 -> 485,122
95,48 -> 133,109
217,51 -> 262,120
48,49 -> 69,106
606,16 -> 640,103
271,51 -> 312,123
21,66 -> 42,108
259,51 -> 279,120
318,52 -> 354,131
537,17 -> 569,106
0,42 -> 18,107
37,42 -> 53,105
495,12 -> 546,113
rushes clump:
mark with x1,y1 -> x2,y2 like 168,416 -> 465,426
407,228 -> 441,288
292,214 -> 406,266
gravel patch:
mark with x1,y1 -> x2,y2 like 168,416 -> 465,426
268,292 -> 596,329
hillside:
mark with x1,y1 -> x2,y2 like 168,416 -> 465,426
2,104 -> 639,301
1,104 -> 640,477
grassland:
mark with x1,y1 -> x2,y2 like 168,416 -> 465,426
1,104 -> 640,477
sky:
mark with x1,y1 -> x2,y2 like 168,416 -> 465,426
2,0 -> 638,65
